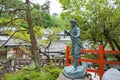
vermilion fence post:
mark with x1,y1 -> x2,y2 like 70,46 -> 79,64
66,46 -> 70,66
99,45 -> 104,80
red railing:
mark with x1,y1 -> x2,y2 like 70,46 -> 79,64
65,45 -> 120,80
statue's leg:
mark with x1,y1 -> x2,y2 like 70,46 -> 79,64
74,57 -> 79,70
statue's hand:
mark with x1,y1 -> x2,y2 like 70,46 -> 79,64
64,30 -> 67,33
64,30 -> 70,35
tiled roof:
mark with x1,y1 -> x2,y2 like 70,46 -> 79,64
0,36 -> 30,47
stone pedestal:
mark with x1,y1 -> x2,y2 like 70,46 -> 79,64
57,73 -> 88,80
62,66 -> 86,79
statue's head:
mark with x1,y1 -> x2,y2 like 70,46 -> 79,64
70,18 -> 77,27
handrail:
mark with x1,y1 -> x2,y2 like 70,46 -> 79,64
65,45 -> 120,80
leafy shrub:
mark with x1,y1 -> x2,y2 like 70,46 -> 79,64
3,65 -> 62,80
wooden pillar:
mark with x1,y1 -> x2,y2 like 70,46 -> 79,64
66,46 -> 70,66
99,45 -> 104,80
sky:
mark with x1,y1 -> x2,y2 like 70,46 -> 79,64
29,0 -> 62,15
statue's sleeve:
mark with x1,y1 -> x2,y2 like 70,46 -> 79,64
75,27 -> 80,38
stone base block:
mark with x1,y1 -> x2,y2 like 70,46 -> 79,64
57,73 -> 88,80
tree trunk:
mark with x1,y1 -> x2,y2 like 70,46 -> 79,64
112,39 -> 120,61
26,0 -> 40,69
103,28 -> 115,50
103,26 -> 120,61
112,39 -> 120,50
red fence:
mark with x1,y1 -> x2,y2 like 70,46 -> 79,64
65,45 -> 120,80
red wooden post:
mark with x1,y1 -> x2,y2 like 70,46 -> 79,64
99,45 -> 104,80
66,46 -> 71,66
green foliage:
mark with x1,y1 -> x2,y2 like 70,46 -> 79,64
6,28 -> 30,42
0,0 -> 25,26
31,8 -> 43,26
3,65 -> 62,80
50,15 -> 66,27
42,65 -> 62,80
14,19 -> 28,29
105,54 -> 117,61
0,0 -> 65,28
82,53 -> 98,60
39,27 -> 62,49
59,0 -> 120,50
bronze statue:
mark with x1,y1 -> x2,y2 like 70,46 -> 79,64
64,18 -> 82,70
63,18 -> 87,79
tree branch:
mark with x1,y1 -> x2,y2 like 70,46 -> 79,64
0,18 -> 21,27
0,30 -> 26,48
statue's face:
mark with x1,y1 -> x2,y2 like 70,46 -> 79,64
70,21 -> 76,27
